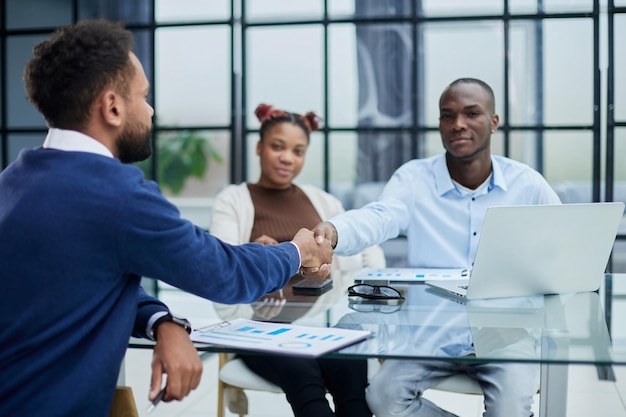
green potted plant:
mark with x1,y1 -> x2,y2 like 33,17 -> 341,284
137,130 -> 223,195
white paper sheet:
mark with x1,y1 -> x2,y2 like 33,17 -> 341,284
191,318 -> 371,357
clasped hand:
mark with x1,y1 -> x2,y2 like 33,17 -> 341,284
293,222 -> 337,280
290,227 -> 333,279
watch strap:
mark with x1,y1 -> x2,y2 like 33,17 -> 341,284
151,313 -> 192,340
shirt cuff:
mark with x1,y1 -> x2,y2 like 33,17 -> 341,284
288,241 -> 302,268
330,219 -> 348,254
146,311 -> 169,341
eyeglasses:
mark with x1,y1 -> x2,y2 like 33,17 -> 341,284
348,284 -> 405,300
348,300 -> 403,314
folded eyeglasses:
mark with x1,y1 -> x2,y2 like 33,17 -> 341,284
348,283 -> 405,300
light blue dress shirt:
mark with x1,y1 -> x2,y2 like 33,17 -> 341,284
333,154 -> 557,416
332,153 -> 561,269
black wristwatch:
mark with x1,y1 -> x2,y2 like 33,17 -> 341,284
151,313 -> 192,341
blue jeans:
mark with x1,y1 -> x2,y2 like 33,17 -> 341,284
366,359 -> 538,417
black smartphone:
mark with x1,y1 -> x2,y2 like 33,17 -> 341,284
292,278 -> 333,295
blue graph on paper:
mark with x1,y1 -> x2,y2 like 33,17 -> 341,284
191,318 -> 370,357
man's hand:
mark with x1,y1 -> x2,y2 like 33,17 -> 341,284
312,221 -> 338,249
291,228 -> 333,278
149,322 -> 203,402
252,292 -> 286,320
297,222 -> 338,279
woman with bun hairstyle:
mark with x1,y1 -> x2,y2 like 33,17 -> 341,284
210,103 -> 385,417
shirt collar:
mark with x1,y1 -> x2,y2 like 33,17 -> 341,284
490,156 -> 508,192
42,128 -> 114,158
433,154 -> 456,196
433,153 -> 508,196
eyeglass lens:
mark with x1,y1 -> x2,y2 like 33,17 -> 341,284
349,284 -> 404,299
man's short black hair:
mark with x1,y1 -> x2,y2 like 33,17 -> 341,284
23,19 -> 135,130
441,78 -> 496,113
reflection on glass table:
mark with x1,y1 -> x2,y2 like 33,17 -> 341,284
130,274 -> 625,366
129,273 -> 626,417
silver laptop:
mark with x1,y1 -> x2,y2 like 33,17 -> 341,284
426,202 -> 625,300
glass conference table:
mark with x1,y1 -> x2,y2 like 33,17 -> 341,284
130,271 -> 626,417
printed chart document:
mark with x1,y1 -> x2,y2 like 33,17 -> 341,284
191,318 -> 371,357
354,267 -> 468,283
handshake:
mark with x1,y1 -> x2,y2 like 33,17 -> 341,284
290,221 -> 339,280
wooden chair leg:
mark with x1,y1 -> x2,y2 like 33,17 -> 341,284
217,353 -> 227,417
108,386 -> 139,417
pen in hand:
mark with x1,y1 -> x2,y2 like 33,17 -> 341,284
146,386 -> 166,414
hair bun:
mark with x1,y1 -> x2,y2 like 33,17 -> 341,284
302,111 -> 322,132
255,103 -> 273,123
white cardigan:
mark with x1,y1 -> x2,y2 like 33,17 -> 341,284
210,182 -> 386,320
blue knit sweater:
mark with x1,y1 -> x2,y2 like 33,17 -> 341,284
0,148 -> 299,416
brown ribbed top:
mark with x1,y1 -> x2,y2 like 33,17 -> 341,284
248,183 -> 322,243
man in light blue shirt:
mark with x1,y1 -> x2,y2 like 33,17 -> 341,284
313,78 -> 560,417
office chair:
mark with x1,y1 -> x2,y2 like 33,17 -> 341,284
217,354 -> 483,417
217,353 -> 283,417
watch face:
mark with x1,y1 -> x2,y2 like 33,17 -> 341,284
172,316 -> 192,333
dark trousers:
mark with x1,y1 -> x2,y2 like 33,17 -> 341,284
241,354 -> 372,417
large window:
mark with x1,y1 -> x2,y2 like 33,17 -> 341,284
1,0 -> 624,271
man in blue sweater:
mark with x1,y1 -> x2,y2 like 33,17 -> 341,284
0,19 -> 332,417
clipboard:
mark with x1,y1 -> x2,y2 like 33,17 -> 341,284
191,318 -> 371,357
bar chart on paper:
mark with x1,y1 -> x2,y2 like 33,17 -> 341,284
191,318 -> 371,357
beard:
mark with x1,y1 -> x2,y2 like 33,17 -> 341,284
117,116 -> 152,164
